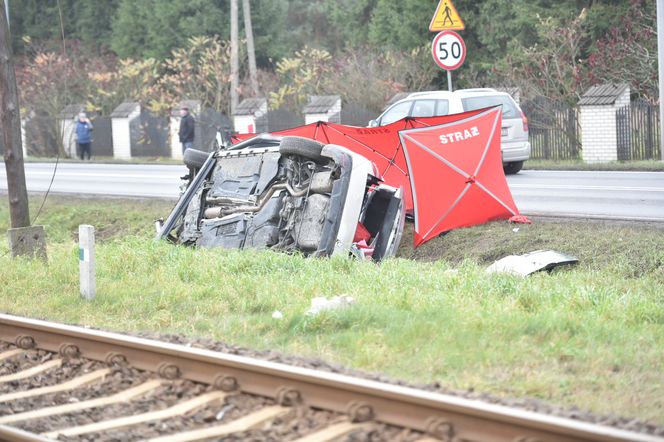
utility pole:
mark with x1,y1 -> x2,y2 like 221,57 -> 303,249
242,0 -> 259,96
1,0 -> 29,228
230,0 -> 239,115
658,0 -> 664,160
1,0 -> 46,259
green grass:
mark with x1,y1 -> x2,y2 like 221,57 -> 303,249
525,159 -> 664,171
1,196 -> 663,423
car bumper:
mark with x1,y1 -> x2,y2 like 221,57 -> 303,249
501,140 -> 531,163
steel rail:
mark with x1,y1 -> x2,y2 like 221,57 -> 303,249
0,313 -> 661,442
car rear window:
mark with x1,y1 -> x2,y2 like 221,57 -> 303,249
461,95 -> 519,118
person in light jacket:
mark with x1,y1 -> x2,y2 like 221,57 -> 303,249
76,112 -> 94,160
178,106 -> 195,153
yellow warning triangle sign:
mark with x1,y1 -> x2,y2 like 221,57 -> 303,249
429,0 -> 465,32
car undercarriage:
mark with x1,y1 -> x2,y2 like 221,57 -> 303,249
157,136 -> 405,262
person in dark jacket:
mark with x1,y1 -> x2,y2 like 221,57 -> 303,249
76,112 -> 94,160
178,106 -> 195,153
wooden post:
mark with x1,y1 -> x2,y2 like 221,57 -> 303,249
0,0 -> 30,228
230,0 -> 239,115
242,0 -> 259,96
79,225 -> 96,300
657,0 -> 664,160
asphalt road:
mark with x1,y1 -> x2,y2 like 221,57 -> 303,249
1,163 -> 663,221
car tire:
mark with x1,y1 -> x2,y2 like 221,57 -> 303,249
279,136 -> 325,161
183,148 -> 210,170
372,189 -> 406,262
503,161 -> 524,175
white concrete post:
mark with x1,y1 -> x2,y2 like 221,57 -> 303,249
20,118 -> 27,157
169,114 -> 183,160
79,225 -> 96,300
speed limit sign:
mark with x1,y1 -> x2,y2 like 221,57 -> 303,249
431,31 -> 466,71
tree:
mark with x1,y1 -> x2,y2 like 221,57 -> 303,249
111,0 -> 227,60
586,0 -> 657,102
1,0 -> 30,228
68,0 -> 120,50
7,0 -> 119,53
367,0 -> 432,51
324,0 -> 375,51
158,37 -> 235,114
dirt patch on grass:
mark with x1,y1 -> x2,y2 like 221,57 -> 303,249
398,217 -> 664,280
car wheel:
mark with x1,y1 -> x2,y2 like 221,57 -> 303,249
183,148 -> 210,170
279,136 -> 325,161
372,189 -> 406,262
503,161 -> 524,175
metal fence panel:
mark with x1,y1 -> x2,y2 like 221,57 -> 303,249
616,105 -> 631,161
91,117 -> 113,157
24,114 -> 58,156
197,109 -> 232,152
521,97 -> 580,160
339,103 -> 377,127
130,110 -> 169,157
257,109 -> 304,133
617,99 -> 661,160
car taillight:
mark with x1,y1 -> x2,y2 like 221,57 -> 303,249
521,111 -> 529,132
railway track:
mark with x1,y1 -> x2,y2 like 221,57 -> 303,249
0,313 -> 661,442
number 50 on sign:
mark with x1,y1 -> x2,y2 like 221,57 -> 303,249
431,31 -> 466,71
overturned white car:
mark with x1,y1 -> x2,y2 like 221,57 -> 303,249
157,136 -> 405,261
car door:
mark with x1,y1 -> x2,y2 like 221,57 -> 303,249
410,99 -> 449,118
379,101 -> 413,125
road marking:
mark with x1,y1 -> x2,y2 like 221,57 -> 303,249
21,171 -> 179,179
509,184 -> 664,192
521,170 -> 664,175
523,212 -> 664,223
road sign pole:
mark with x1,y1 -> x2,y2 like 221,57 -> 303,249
447,71 -> 453,92
658,0 -> 664,161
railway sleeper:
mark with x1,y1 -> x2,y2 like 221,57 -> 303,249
0,315 -> 661,442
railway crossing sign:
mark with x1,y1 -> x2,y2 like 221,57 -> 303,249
431,31 -> 466,71
429,0 -> 465,32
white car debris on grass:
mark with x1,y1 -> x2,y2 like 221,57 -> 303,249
486,250 -> 578,277
305,295 -> 355,316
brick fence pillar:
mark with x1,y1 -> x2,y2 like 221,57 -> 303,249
578,84 -> 629,164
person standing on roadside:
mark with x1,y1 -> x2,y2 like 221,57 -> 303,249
178,106 -> 195,153
76,112 -> 94,160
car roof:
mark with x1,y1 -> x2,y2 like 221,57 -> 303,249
378,89 -> 519,124
388,88 -> 514,109
406,88 -> 511,99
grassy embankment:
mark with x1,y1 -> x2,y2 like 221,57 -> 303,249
1,195 -> 663,423
524,159 -> 664,171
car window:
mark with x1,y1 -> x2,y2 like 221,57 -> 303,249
435,100 -> 449,116
461,95 -> 519,118
411,100 -> 436,118
380,101 -> 412,125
